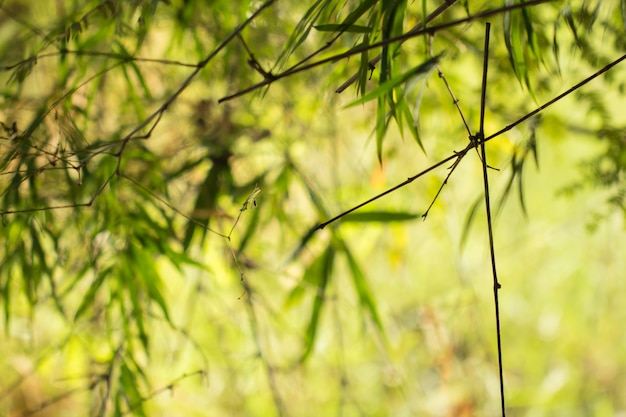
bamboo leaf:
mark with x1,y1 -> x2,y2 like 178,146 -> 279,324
74,270 -> 108,321
398,97 -> 425,153
276,0 -> 336,68
120,361 -> 147,417
129,242 -> 172,325
460,195 -> 483,249
342,243 -> 385,336
341,0 -> 378,26
287,225 -> 318,264
314,24 -> 372,33
516,159 -> 528,215
357,37 -> 371,96
342,211 -> 420,223
344,56 -> 440,108
122,256 -> 150,353
183,161 -> 224,249
285,244 -> 328,308
375,96 -> 388,163
299,245 -> 334,362
7,58 -> 36,85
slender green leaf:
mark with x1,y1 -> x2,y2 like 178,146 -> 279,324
120,360 -> 147,417
299,245 -> 334,362
341,0 -> 378,27
183,160 -> 224,249
357,37 -> 371,96
285,244 -> 328,308
375,96 -> 388,163
460,195 -> 483,249
342,244 -> 385,336
342,211 -> 420,223
314,24 -> 372,33
74,270 -> 108,321
398,97 -> 424,152
344,56 -> 439,107
287,225 -> 318,264
129,242 -> 172,325
516,158 -> 528,214
276,0 -> 337,68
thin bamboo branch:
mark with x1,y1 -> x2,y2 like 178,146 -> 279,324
476,22 -> 506,417
219,0 -> 554,103
335,0 -> 458,94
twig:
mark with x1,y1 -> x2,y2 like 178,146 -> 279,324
420,31 -> 475,220
122,174 -> 228,239
420,154 -> 466,220
238,34 -> 276,80
123,370 -> 205,416
228,185 -> 261,238
0,50 -> 199,72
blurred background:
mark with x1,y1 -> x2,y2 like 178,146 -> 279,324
0,1 -> 624,416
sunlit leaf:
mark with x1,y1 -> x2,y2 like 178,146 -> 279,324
285,244 -> 329,308
120,360 -> 148,417
276,0 -> 338,69
342,243 -> 385,336
314,24 -> 372,33
398,97 -> 424,152
287,225 -> 318,264
74,270 -> 108,320
299,245 -> 334,362
460,195 -> 483,249
504,4 -> 525,75
375,96 -> 389,163
345,56 -> 439,107
129,241 -> 172,325
342,210 -> 420,223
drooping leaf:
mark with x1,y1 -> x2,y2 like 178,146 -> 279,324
341,243 -> 385,337
314,24 -> 372,33
74,269 -> 108,321
344,56 -> 440,107
287,225 -> 318,264
120,360 -> 148,417
128,240 -> 172,325
460,195 -> 483,249
504,3 -> 525,77
342,210 -> 420,223
298,245 -> 335,362
398,95 -> 424,153
183,157 -> 229,249
276,0 -> 339,69
285,244 -> 330,309
375,96 -> 389,163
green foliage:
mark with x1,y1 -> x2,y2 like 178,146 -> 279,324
0,0 -> 625,416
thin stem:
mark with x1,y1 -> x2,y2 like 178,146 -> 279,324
477,22 -> 505,417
